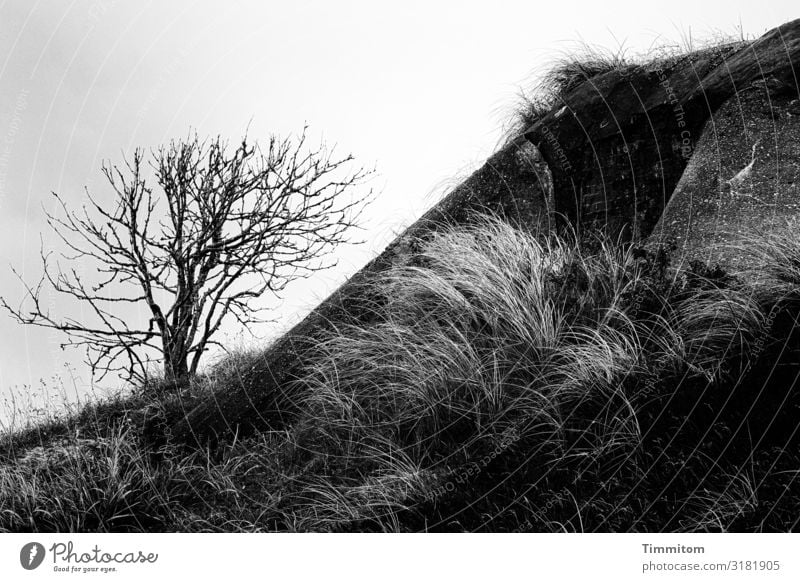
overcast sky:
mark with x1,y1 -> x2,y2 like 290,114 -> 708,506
0,0 -> 796,422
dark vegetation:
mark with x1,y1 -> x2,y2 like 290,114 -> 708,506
2,216 -> 799,532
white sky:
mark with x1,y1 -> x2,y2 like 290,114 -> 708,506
0,0 -> 797,419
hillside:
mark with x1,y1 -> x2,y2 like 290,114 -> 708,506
2,18 -> 800,532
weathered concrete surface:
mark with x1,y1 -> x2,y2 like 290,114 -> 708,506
525,18 -> 800,242
170,139 -> 554,444
648,85 -> 800,270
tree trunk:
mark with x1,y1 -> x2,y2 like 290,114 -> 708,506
166,356 -> 189,384
163,333 -> 190,387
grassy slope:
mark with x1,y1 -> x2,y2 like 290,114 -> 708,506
2,216 -> 799,532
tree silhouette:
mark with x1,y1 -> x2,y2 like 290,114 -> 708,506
2,130 -> 373,384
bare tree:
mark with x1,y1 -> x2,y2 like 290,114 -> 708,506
2,130 -> 373,385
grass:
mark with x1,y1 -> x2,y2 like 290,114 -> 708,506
2,216 -> 800,532
502,33 -> 749,141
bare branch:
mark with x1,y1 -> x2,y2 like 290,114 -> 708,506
1,129 -> 374,386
